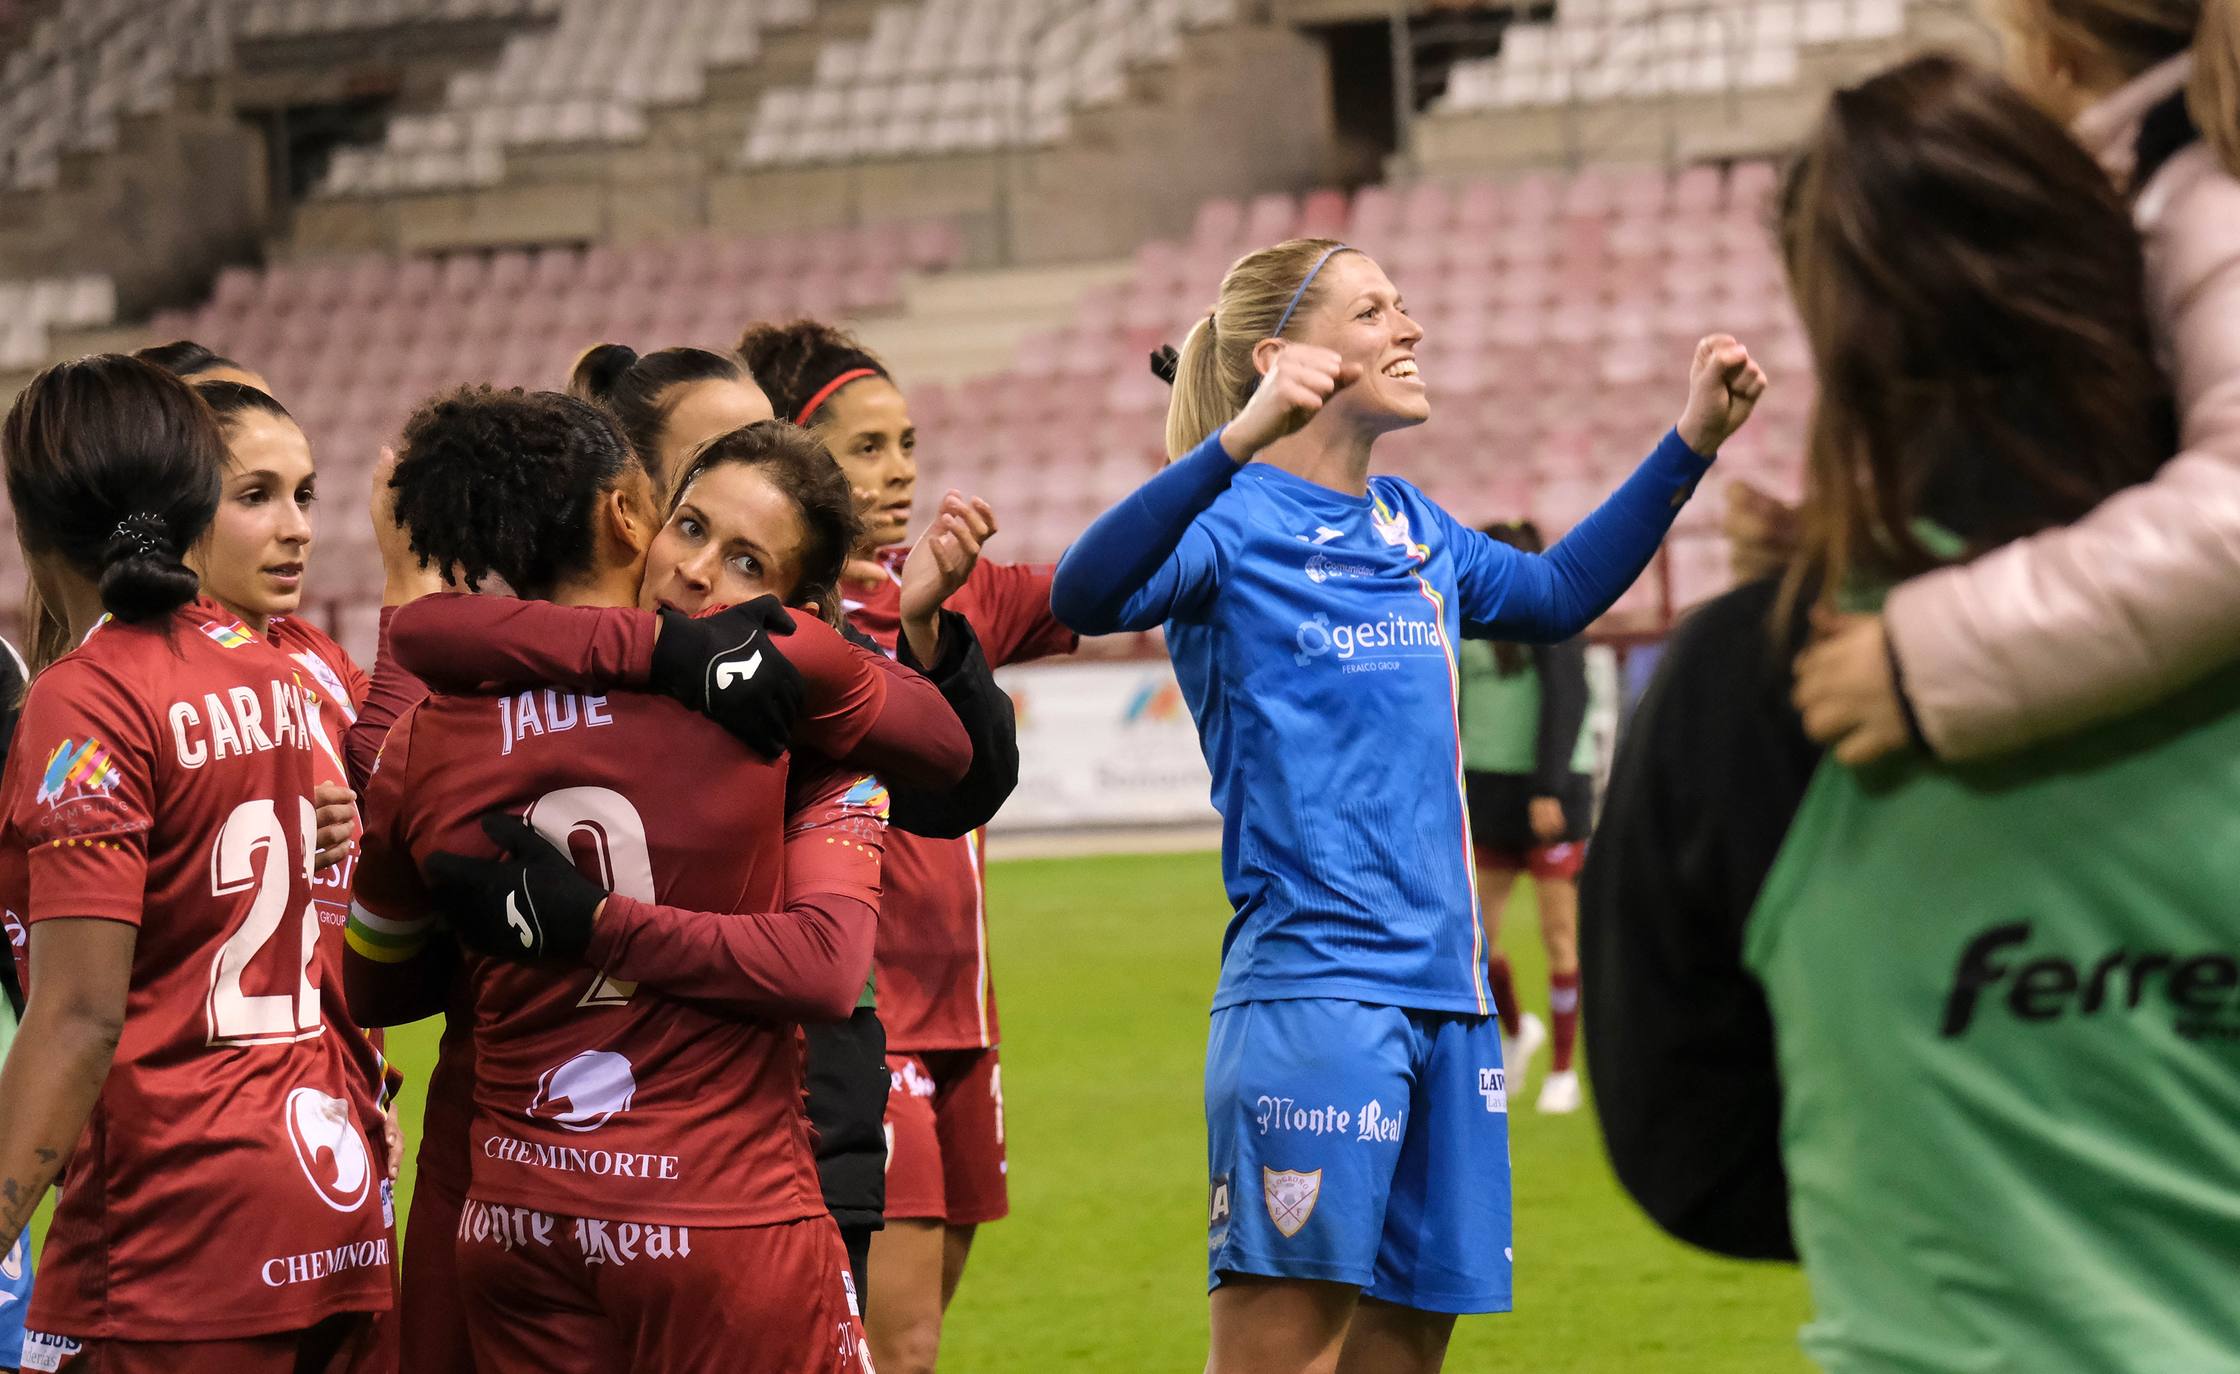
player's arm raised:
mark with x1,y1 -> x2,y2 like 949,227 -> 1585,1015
1466,335 -> 1768,643
1052,342 -> 1357,635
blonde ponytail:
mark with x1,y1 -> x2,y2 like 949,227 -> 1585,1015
1163,238 -> 1356,460
2191,0 -> 2240,175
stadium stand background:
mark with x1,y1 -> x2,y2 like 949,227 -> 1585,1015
0,0 -> 1995,663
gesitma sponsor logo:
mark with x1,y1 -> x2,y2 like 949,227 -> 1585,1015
1293,610 -> 1444,669
529,1049 -> 638,1132
285,1086 -> 375,1212
1942,923 -> 2240,1040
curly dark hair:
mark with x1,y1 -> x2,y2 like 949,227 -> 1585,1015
388,385 -> 642,598
567,342 -> 746,487
666,419 -> 864,622
735,319 -> 890,427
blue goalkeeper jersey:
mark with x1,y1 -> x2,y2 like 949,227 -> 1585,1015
1054,427 -> 1710,1015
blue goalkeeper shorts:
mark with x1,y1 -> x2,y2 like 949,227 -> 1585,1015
1204,997 -> 1514,1315
1,1228 -> 30,1370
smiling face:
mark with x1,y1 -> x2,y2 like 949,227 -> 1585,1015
813,376 -> 915,549
190,409 -> 317,633
1283,252 -> 1428,433
637,460 -> 810,615
655,377 -> 775,489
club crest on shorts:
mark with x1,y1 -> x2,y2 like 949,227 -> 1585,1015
1262,1167 -> 1322,1238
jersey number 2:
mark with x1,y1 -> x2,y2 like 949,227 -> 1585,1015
206,796 -> 322,1046
523,786 -> 656,1009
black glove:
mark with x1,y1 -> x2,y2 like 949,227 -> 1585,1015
425,813 -> 605,962
648,596 -> 804,759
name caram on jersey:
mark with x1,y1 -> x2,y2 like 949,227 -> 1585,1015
1943,922 -> 2240,1040
498,690 -> 616,757
167,678 -> 318,769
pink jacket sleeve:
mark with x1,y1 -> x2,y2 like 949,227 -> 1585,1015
1884,149 -> 2240,759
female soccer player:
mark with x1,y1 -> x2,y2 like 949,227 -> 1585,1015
0,355 -> 393,1371
353,391 -> 890,1372
737,320 -> 1071,1372
1772,0 -> 2240,762
1583,56 -> 2240,1373
1050,239 -> 1762,1373
390,357 -> 1020,1303
184,379 -> 410,1371
1456,520 -> 1595,1115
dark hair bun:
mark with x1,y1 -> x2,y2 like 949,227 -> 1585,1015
569,343 -> 641,405
98,513 -> 202,620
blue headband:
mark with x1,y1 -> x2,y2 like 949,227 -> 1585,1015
1271,244 -> 1351,340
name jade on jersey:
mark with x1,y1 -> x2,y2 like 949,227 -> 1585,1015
168,679 -> 318,768
498,690 -> 615,757
1943,922 -> 2240,1040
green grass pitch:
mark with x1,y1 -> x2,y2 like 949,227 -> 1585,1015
31,850 -> 1811,1370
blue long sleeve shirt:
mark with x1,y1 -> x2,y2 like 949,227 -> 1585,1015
1052,426 -> 1712,1013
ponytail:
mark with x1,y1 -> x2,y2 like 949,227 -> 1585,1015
2192,0 -> 2240,175
1164,314 -> 1232,461
2,355 -> 222,626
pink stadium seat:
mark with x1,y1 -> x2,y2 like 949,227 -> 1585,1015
1727,160 -> 1780,215
438,253 -> 488,298
1398,181 -> 1454,232
1190,196 -> 1245,248
394,257 -> 442,302
904,219 -> 962,271
1297,187 -> 1349,240
1242,191 -> 1298,245
1453,179 -> 1502,231
1558,169 -> 1616,219
1611,168 -> 1667,220
1348,184 -> 1399,247
1673,164 -> 1723,211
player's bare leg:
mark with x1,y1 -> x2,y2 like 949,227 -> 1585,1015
1536,874 -> 1585,1112
1335,1296 -> 1455,1374
1208,1275 -> 1356,1374
868,1218 -> 947,1374
939,1223 -> 977,1309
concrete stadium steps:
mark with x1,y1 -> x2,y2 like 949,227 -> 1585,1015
858,258 -> 1136,384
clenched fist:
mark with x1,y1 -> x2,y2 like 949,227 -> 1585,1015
1675,334 -> 1769,457
1220,342 -> 1363,461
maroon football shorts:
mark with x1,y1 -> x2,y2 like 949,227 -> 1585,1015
882,1047 -> 1009,1226
453,1200 -> 869,1374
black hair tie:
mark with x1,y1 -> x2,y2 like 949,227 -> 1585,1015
1148,345 -> 1180,386
110,512 -> 170,560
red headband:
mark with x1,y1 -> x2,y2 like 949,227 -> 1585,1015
794,368 -> 878,425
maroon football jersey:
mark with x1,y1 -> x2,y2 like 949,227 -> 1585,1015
841,551 -> 1075,1050
0,600 -> 394,1340
356,684 -> 884,1227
